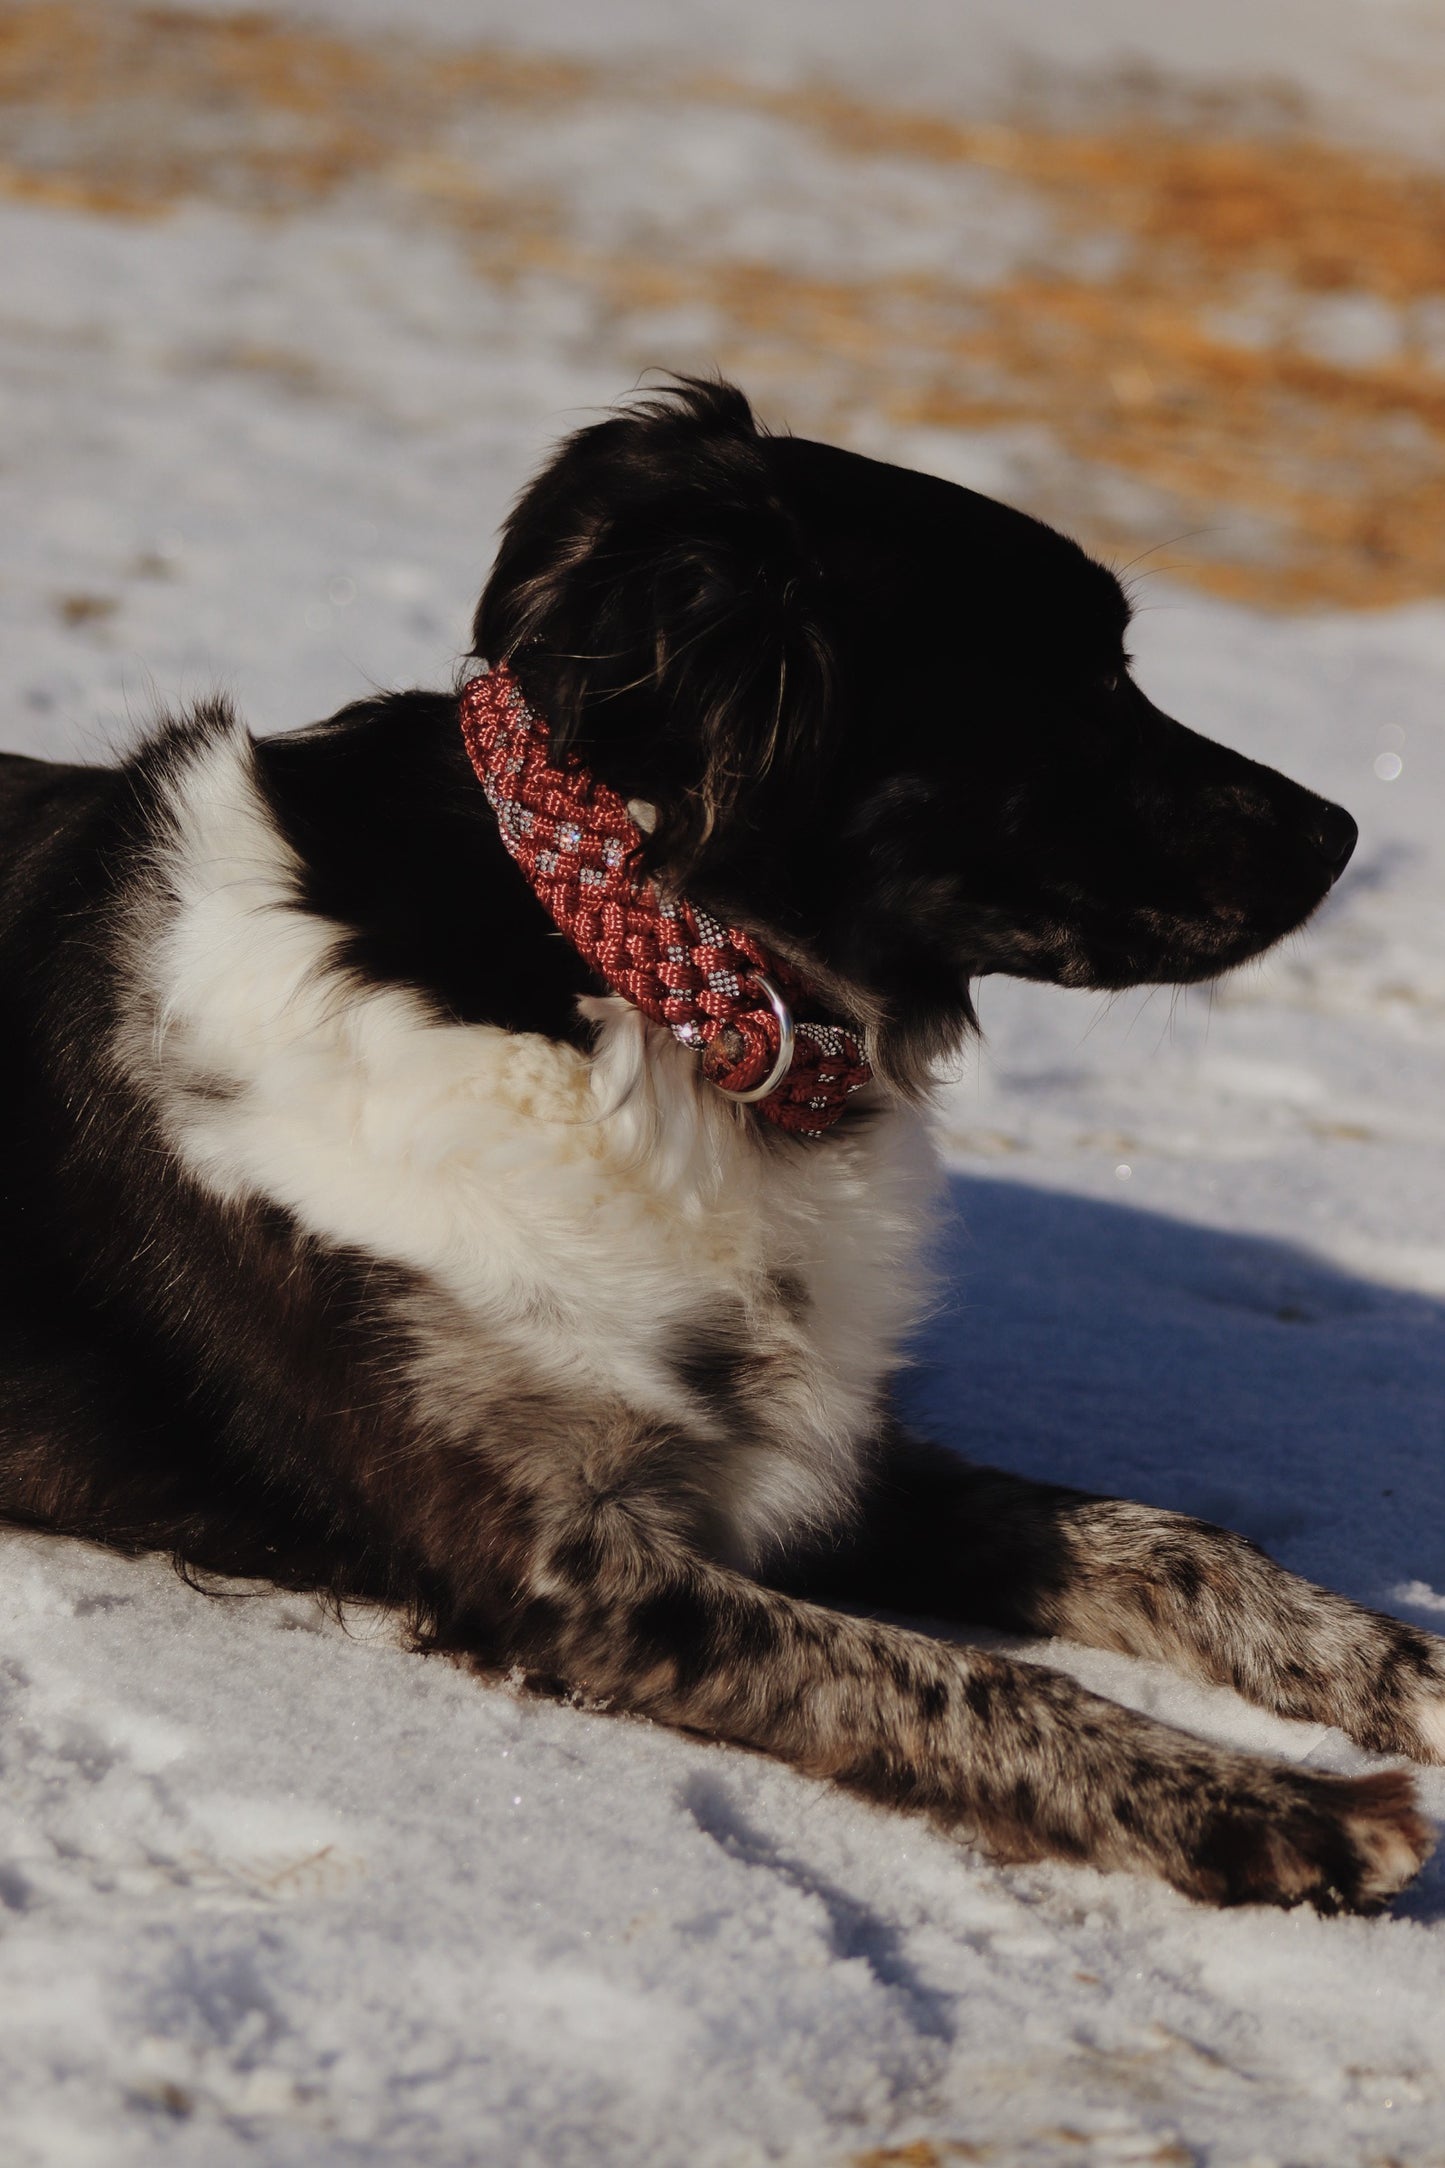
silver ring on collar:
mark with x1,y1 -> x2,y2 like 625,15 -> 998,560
712,973 -> 796,1103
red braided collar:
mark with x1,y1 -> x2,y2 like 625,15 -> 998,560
459,665 -> 872,1138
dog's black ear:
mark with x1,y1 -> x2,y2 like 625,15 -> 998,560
472,379 -> 835,876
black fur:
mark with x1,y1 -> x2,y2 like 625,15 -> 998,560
258,694 -> 601,1042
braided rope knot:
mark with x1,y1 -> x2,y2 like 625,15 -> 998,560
459,665 -> 872,1138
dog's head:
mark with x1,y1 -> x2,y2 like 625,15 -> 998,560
474,380 -> 1355,1085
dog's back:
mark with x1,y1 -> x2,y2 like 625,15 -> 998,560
0,750 -> 112,913
0,731 -> 389,1585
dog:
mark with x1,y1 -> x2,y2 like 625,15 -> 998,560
2,378 -> 1440,1911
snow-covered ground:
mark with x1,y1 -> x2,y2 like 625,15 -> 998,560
3,4 -> 1445,2163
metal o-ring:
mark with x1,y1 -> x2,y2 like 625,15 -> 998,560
710,974 -> 796,1103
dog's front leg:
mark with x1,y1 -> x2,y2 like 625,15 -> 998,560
793,1433 -> 1445,1767
497,1500 -> 1430,1910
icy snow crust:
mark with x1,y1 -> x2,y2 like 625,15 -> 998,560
3,2 -> 1445,2162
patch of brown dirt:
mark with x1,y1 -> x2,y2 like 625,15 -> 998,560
730,78 -> 1445,303
0,4 -> 586,211
4,1 -> 1445,608
853,2144 -> 978,2168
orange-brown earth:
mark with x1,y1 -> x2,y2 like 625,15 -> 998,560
4,2 -> 1444,608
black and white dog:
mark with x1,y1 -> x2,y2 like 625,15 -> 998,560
2,379 -> 1440,1909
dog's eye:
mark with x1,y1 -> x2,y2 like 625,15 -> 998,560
1099,671 -> 1122,695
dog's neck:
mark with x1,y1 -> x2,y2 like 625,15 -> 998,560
459,665 -> 872,1138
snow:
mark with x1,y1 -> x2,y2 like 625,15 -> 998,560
4,2 -> 1445,2162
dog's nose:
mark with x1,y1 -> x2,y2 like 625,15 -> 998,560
1310,803 -> 1358,881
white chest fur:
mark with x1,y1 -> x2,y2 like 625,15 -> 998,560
122,725 -> 942,1565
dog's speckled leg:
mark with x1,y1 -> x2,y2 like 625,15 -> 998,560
502,1507 -> 1432,1911
795,1434 -> 1445,1766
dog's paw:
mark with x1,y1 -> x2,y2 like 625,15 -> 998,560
1352,1627 -> 1445,1767
1401,1635 -> 1445,1765
1287,1613 -> 1445,1768
1185,1766 -> 1434,1913
1410,1688 -> 1445,1765
1315,1772 -> 1437,1907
